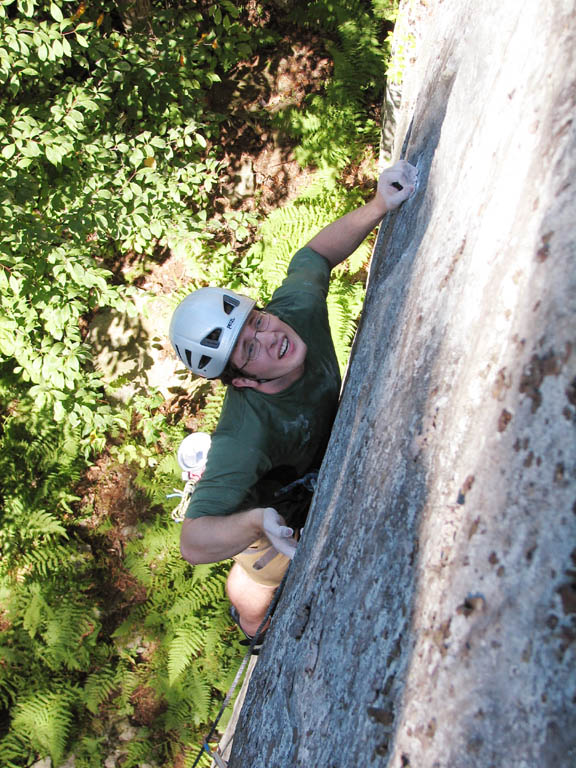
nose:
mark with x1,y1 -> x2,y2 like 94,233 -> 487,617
260,328 -> 283,356
257,328 -> 276,348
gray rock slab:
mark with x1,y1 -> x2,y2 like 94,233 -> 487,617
229,0 -> 576,765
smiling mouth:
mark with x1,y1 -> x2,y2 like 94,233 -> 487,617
279,337 -> 289,359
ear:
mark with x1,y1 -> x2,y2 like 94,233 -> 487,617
231,376 -> 263,390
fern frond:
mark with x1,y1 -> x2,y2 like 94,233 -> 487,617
327,275 -> 366,369
166,569 -> 226,623
21,584 -> 52,639
11,689 -> 76,766
167,624 -> 205,684
21,508 -> 68,539
124,517 -> 182,587
199,384 -> 227,432
163,671 -> 212,728
105,665 -> 140,713
16,540 -> 75,580
43,602 -> 100,671
156,452 -> 181,477
0,654 -> 23,711
83,665 -> 119,715
181,748 -> 212,768
122,737 -> 157,768
0,729 -> 35,768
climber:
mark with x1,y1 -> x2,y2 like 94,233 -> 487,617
169,159 -> 418,647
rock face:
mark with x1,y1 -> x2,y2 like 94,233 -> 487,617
229,0 -> 576,765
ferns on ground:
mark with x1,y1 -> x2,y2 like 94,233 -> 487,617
82,665 -> 119,716
199,384 -> 227,432
277,0 -> 398,170
7,687 -> 77,767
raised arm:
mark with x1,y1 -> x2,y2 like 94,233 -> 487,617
306,160 -> 418,269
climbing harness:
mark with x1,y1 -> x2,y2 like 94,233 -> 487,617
190,571 -> 289,768
274,469 -> 318,496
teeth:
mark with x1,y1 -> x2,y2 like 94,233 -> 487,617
279,338 -> 288,358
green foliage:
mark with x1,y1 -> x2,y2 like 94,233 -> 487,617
276,0 -> 398,170
10,688 -> 76,766
117,513 -> 242,744
0,0 -> 397,765
82,665 -> 118,716
0,0 -> 265,446
0,421 -> 241,767
0,413 -> 85,575
200,384 -> 228,432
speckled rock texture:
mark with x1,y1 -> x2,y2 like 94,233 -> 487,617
229,0 -> 576,765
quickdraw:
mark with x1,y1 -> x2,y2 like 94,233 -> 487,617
167,476 -> 202,523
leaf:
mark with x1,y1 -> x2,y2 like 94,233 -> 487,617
167,624 -> 205,683
45,144 -> 62,165
2,144 -> 16,159
130,147 -> 144,166
61,35 -> 72,56
19,0 -> 35,18
52,38 -> 64,57
9,275 -> 20,294
21,140 -> 41,157
50,2 -> 63,22
149,220 -> 163,238
0,327 -> 16,356
53,398 -> 66,422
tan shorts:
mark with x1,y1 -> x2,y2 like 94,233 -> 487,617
232,536 -> 292,587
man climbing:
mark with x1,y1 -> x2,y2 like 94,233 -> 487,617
169,160 -> 417,646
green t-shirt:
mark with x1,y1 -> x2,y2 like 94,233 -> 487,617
185,246 -> 341,520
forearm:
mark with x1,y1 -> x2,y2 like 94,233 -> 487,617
306,196 -> 388,269
180,508 -> 264,565
306,160 -> 417,269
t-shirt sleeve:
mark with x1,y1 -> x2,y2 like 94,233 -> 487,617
265,247 -> 332,339
184,433 -> 271,520
271,246 -> 331,302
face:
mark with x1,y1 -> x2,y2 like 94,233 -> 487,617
229,310 -> 307,389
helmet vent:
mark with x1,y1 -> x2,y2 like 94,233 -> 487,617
223,295 -> 239,315
185,349 -> 193,368
201,328 -> 222,348
198,354 -> 211,370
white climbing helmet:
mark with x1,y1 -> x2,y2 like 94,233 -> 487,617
169,287 -> 255,379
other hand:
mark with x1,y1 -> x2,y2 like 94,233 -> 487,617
377,159 -> 418,211
261,507 -> 298,559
